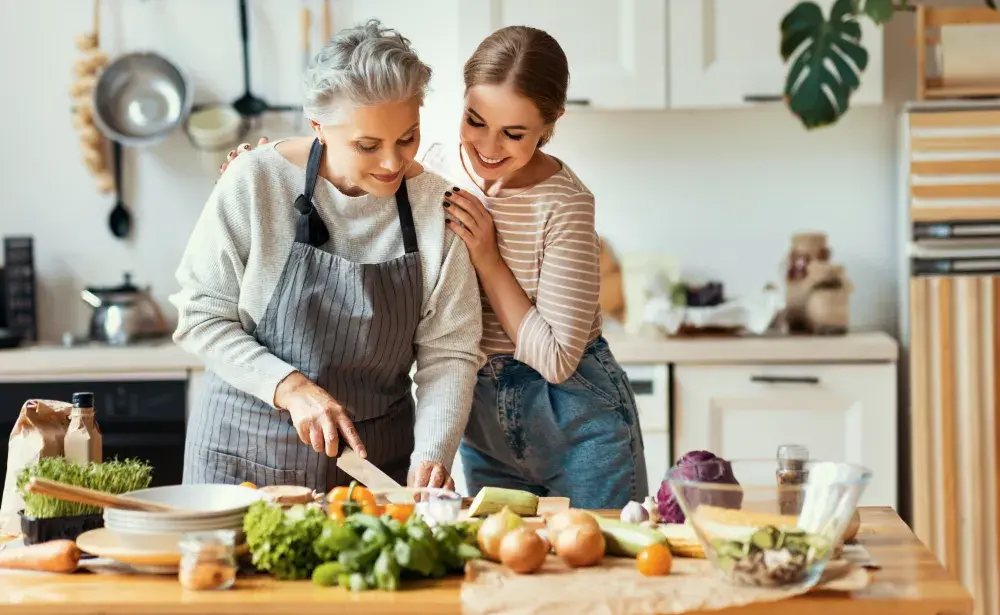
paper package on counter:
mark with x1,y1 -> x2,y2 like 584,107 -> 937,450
462,555 -> 870,615
642,286 -> 785,336
0,399 -> 74,534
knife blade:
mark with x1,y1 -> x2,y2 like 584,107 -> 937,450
336,449 -> 402,492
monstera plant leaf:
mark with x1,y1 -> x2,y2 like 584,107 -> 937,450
781,0 -> 869,129
852,0 -> 896,24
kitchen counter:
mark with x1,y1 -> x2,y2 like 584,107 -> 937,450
0,508 -> 972,615
0,331 -> 897,378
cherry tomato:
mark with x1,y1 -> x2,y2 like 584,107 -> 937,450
636,543 -> 673,576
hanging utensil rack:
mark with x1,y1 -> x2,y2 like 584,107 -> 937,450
190,0 -> 302,124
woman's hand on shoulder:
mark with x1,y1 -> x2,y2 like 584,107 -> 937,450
443,187 -> 503,273
219,137 -> 269,174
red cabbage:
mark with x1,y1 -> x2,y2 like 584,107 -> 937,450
656,450 -> 742,523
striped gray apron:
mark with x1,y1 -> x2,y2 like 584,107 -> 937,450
182,138 -> 422,491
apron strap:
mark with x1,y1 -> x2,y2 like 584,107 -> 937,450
394,178 -> 419,254
292,138 -> 331,247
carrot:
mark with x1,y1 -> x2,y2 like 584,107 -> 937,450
0,539 -> 81,573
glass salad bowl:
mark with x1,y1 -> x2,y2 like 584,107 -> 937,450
664,458 -> 871,590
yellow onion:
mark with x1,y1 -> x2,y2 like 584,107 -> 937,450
545,509 -> 600,544
499,527 -> 549,574
477,506 -> 525,561
554,523 -> 606,567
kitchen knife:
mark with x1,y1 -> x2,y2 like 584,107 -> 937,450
336,449 -> 402,491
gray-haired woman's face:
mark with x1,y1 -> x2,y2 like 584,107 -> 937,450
310,98 -> 421,197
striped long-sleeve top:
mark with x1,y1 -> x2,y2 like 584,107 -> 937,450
422,142 -> 603,383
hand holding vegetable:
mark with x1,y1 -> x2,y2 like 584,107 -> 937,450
407,460 -> 455,490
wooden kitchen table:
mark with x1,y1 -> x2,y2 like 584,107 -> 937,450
0,507 -> 973,615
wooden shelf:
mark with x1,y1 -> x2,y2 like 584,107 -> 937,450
925,84 -> 1000,100
911,206 -> 1000,223
916,6 -> 1000,102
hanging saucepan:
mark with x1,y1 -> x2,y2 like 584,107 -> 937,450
92,51 -> 193,148
92,51 -> 192,239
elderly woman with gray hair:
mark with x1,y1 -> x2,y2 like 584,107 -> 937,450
170,20 -> 483,491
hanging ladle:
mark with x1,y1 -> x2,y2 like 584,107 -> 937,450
232,0 -> 297,121
108,140 -> 131,239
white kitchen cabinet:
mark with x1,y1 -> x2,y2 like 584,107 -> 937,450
672,363 -> 897,508
667,0 -> 884,108
457,0 -> 668,109
621,363 -> 671,496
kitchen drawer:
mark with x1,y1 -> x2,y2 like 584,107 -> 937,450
673,363 -> 898,508
621,363 -> 669,432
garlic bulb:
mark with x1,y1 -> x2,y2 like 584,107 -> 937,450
642,496 -> 661,524
620,500 -> 648,524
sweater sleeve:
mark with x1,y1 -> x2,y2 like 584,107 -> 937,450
169,155 -> 299,407
513,191 -> 601,383
410,231 -> 484,470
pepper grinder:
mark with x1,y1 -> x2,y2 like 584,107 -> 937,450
776,444 -> 810,515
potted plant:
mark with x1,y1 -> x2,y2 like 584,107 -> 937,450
779,0 -> 999,129
16,457 -> 153,545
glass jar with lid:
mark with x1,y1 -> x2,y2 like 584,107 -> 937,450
178,530 -> 238,591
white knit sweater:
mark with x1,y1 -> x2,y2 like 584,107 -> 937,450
169,139 -> 484,469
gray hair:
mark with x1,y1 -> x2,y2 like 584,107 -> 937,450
303,19 -> 432,124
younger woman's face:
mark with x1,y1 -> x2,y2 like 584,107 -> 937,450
312,98 -> 421,197
459,83 -> 552,181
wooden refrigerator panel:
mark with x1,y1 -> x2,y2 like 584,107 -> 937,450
909,275 -> 1000,615
908,108 -> 1000,224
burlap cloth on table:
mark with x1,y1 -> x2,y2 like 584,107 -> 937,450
461,555 -> 869,615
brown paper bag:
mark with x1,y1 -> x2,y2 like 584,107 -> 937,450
64,405 -> 102,467
0,399 -> 74,534
462,556 -> 870,615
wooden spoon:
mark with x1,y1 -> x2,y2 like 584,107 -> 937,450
24,477 -> 180,513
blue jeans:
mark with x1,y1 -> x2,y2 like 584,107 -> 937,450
459,336 -> 649,509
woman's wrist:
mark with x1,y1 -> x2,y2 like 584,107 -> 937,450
273,371 -> 306,409
476,251 -> 507,280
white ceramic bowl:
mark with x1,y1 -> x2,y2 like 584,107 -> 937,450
185,105 -> 245,152
118,484 -> 265,514
103,484 -> 265,533
106,527 -> 246,553
105,513 -> 246,533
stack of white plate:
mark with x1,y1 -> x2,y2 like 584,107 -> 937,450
103,484 -> 266,551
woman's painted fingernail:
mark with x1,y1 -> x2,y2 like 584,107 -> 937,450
241,144 -> 250,151
444,191 -> 451,196
443,202 -> 450,207
453,187 -> 460,192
